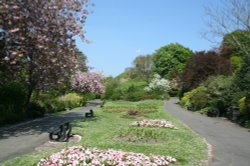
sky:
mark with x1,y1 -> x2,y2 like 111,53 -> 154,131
76,0 -> 221,77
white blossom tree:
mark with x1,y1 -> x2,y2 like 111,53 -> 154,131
144,74 -> 171,92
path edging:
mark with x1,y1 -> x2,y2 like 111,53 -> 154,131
204,139 -> 213,166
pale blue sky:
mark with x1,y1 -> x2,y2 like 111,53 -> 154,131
76,0 -> 221,77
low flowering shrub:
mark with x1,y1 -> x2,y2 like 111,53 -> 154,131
144,74 -> 171,92
130,119 -> 176,129
38,146 -> 176,166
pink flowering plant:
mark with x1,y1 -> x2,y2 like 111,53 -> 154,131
38,146 -> 176,166
71,71 -> 105,94
130,119 -> 176,129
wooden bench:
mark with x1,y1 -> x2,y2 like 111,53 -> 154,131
85,109 -> 94,118
49,122 -> 72,142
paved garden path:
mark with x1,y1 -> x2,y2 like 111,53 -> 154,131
0,100 -> 101,163
165,98 -> 250,166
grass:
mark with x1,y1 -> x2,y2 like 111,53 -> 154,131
2,100 -> 208,166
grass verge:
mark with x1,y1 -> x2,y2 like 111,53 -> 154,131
2,100 -> 208,166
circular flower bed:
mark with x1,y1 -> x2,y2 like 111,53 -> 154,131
130,119 -> 176,129
38,146 -> 176,166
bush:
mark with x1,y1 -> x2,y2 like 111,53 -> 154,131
180,88 -> 199,109
0,81 -> 27,126
35,93 -> 62,113
103,78 -> 119,100
57,93 -> 83,110
180,75 -> 233,112
36,92 -> 84,113
109,80 -> 148,101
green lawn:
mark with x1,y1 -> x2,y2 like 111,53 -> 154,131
3,100 -> 208,166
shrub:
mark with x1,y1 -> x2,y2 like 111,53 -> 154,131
110,80 -> 148,101
190,86 -> 209,110
180,75 -> 233,112
102,77 -> 119,100
35,93 -> 62,113
26,102 -> 45,119
144,74 -> 171,92
104,76 -> 170,101
36,92 -> 84,113
0,81 -> 27,126
180,88 -> 199,109
57,93 -> 83,110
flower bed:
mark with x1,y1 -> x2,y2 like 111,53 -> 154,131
130,119 -> 176,129
38,146 -> 176,166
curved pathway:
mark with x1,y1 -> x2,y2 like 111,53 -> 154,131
165,98 -> 250,166
0,100 -> 101,163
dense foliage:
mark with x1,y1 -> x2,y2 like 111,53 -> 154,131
152,43 -> 193,79
181,51 -> 232,92
103,79 -> 148,101
0,0 -> 91,102
0,81 -> 27,125
0,1 -> 106,126
180,75 -> 233,112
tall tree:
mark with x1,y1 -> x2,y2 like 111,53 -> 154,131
71,71 -> 105,94
127,55 -> 152,81
181,51 -> 232,92
152,43 -> 193,79
0,0 -> 91,109
76,48 -> 88,72
204,0 -> 250,112
204,0 -> 250,58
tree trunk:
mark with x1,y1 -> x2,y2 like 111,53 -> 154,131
23,52 -> 36,114
24,85 -> 34,113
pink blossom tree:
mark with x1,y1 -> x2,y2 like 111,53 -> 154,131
0,0 -> 92,109
71,71 -> 105,94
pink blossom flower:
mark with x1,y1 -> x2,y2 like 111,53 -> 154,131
9,28 -> 20,33
71,71 -> 105,94
130,119 -> 176,129
38,146 -> 176,166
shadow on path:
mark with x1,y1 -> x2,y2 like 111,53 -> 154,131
0,104 -> 98,163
